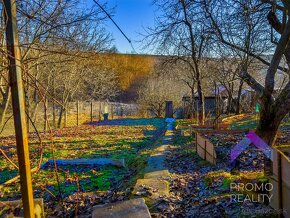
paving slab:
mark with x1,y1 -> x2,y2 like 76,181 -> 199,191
154,145 -> 169,153
145,155 -> 167,172
133,179 -> 169,198
144,170 -> 169,179
92,198 -> 151,218
0,198 -> 44,218
129,128 -> 174,214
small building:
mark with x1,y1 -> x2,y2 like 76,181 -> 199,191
182,95 -> 227,118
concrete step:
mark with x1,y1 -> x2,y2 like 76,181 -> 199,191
133,178 -> 169,199
92,198 -> 151,218
144,170 -> 169,179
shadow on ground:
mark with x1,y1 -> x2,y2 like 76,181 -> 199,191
89,118 -> 165,129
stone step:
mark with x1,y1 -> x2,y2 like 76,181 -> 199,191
0,198 -> 44,218
92,198 -> 151,218
145,154 -> 167,172
133,179 -> 169,199
128,128 -> 174,214
144,170 -> 169,179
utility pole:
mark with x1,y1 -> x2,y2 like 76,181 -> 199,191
4,0 -> 35,217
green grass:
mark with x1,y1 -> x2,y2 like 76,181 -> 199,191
230,113 -> 290,130
230,114 -> 258,130
221,177 -> 235,190
0,118 -> 165,200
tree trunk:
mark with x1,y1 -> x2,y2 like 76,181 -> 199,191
156,103 -> 162,118
197,79 -> 204,124
57,106 -> 65,128
235,80 -> 244,115
90,101 -> 93,122
255,108 -> 282,175
191,87 -> 195,119
227,93 -> 233,114
31,101 -> 40,123
180,0 -> 204,124
0,86 -> 11,127
256,108 -> 281,147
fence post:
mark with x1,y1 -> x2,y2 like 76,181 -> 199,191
277,152 -> 283,218
99,101 -> 102,121
195,131 -> 197,150
26,94 -> 30,132
64,107 -> 67,127
204,140 -> 207,160
43,98 -> 48,131
52,101 -> 56,128
76,101 -> 79,126
111,103 -> 114,119
4,0 -> 35,216
90,101 -> 93,122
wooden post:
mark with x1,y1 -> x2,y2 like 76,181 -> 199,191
4,0 -> 35,217
204,140 -> 207,160
76,101 -> 79,126
277,152 -> 283,218
52,101 -> 56,128
195,97 -> 199,125
43,98 -> 48,131
111,103 -> 114,120
99,101 -> 102,121
195,131 -> 197,149
90,101 -> 93,122
214,82 -> 218,129
217,86 -> 220,129
26,93 -> 30,132
64,107 -> 67,127
52,72 -> 56,128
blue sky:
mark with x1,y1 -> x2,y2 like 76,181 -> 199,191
87,0 -> 156,54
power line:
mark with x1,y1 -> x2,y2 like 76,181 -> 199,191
93,0 -> 137,53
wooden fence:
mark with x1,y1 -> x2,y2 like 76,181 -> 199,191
195,131 -> 217,165
192,128 -> 249,165
189,124 -> 290,217
270,145 -> 290,218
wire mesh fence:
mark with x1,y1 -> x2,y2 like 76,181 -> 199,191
0,101 -> 139,137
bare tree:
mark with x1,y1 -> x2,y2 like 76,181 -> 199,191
0,0 -> 114,129
142,0 -> 214,124
206,0 -> 290,146
138,62 -> 186,117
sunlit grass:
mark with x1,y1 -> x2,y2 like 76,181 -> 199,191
0,118 -> 164,200
230,114 -> 258,130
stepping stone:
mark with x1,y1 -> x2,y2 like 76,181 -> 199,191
41,158 -> 125,168
165,131 -> 174,136
92,198 -> 151,218
144,170 -> 169,179
133,179 -> 169,198
154,145 -> 169,153
0,198 -> 44,218
145,155 -> 167,172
